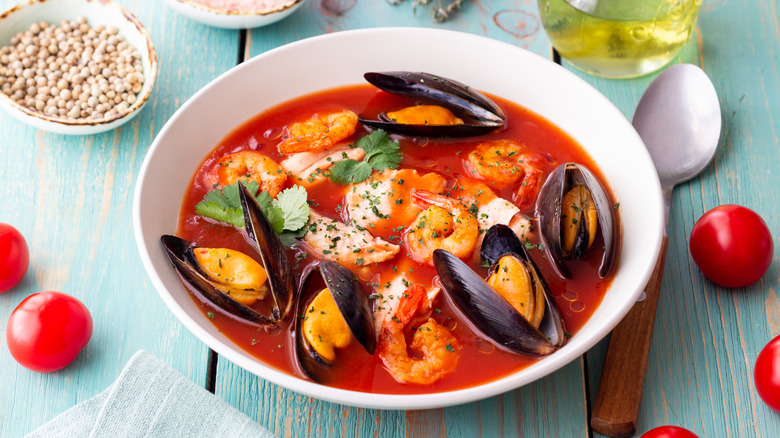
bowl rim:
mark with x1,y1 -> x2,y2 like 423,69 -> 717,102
0,0 -> 158,130
133,27 -> 664,410
168,0 -> 304,16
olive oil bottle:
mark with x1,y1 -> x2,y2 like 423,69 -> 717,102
538,0 -> 702,78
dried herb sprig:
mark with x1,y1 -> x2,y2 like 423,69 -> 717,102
388,0 -> 468,23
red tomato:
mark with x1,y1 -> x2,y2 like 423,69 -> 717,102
0,223 -> 29,292
689,205 -> 773,288
641,425 -> 699,438
755,334 -> 780,412
6,291 -> 93,372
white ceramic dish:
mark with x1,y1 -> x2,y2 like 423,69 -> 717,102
163,0 -> 305,29
0,0 -> 156,135
134,28 -> 664,409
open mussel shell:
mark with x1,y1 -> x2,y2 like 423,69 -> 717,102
239,183 -> 295,321
294,260 -> 376,382
160,234 -> 275,326
158,183 -> 296,326
359,71 -> 505,137
480,224 -> 566,349
433,244 -> 565,357
536,163 -> 618,279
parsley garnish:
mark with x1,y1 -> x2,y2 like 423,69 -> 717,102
194,181 -> 310,247
329,130 -> 402,185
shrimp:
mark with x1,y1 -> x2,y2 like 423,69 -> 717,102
463,139 -> 547,209
405,191 -> 479,264
277,109 -> 359,154
378,284 -> 459,385
214,151 -> 287,198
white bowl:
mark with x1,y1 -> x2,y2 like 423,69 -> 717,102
0,0 -> 157,135
163,0 -> 305,29
133,28 -> 664,409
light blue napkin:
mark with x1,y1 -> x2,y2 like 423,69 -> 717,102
26,350 -> 276,438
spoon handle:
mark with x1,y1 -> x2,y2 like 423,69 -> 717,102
590,236 -> 669,437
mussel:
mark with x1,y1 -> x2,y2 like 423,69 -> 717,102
433,224 -> 566,356
360,71 -> 505,137
294,260 -> 376,383
160,183 -> 295,325
536,163 -> 618,279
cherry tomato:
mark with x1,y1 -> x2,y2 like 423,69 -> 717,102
755,334 -> 780,412
0,223 -> 29,292
689,205 -> 773,288
6,291 -> 93,372
641,425 -> 699,438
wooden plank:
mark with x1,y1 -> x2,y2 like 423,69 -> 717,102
0,0 -> 239,435
215,357 -> 590,437
211,1 -> 592,436
575,1 -> 780,436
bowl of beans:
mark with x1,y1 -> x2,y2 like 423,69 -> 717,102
163,0 -> 305,29
0,0 -> 157,135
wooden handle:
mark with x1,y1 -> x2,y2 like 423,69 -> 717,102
590,237 -> 669,437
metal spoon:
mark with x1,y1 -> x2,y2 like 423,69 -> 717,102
590,64 -> 721,437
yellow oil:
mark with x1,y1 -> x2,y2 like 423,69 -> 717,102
538,0 -> 701,78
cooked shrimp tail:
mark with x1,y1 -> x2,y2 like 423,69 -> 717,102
277,110 -> 359,154
378,284 -> 460,385
405,191 -> 479,264
215,151 -> 287,198
463,139 -> 547,209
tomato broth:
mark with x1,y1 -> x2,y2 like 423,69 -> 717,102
175,84 -> 616,394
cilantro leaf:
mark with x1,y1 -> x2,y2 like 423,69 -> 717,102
195,180 -> 262,228
328,130 -> 402,184
194,201 -> 245,227
278,226 -> 308,248
261,202 -> 286,234
194,182 -> 311,247
329,159 -> 373,185
357,130 -> 402,171
272,185 -> 310,232
217,180 -> 260,209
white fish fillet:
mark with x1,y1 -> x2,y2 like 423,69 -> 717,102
303,211 -> 399,268
346,169 -> 447,230
281,144 -> 365,187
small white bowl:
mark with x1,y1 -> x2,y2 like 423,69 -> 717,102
163,0 -> 305,29
0,0 -> 157,135
134,28 -> 664,409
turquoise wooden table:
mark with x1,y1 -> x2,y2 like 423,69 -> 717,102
1,0 -> 779,436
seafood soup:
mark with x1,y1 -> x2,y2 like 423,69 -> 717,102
161,72 -> 620,394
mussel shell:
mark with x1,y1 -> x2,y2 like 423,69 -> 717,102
239,183 -> 295,321
433,248 -> 563,356
536,163 -> 617,278
294,260 -> 376,382
160,235 -> 275,326
481,224 -> 566,349
159,183 -> 296,326
363,115 -> 500,138
360,71 -> 505,137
